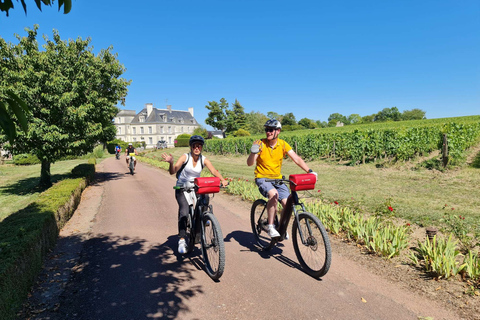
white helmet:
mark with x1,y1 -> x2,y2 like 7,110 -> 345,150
264,119 -> 282,129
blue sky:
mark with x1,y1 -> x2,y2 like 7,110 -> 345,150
1,0 -> 479,129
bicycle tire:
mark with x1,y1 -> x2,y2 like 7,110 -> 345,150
185,212 -> 195,254
201,213 -> 225,280
250,199 -> 274,251
129,161 -> 134,175
292,212 -> 331,278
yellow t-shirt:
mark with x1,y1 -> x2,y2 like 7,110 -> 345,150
254,139 -> 292,179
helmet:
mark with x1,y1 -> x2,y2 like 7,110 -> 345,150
264,119 -> 282,129
189,135 -> 205,146
128,143 -> 132,146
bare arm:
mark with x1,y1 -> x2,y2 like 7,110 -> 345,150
162,153 -> 187,175
287,150 -> 311,173
204,158 -> 229,187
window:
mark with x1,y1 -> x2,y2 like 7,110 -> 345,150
148,126 -> 152,134
139,116 -> 145,123
148,137 -> 153,144
168,126 -> 172,134
160,126 -> 164,133
118,127 -> 121,134
133,137 -> 137,142
133,127 -> 136,134
140,127 -> 144,134
181,126 -> 184,133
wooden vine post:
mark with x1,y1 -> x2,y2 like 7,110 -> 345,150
442,134 -> 448,167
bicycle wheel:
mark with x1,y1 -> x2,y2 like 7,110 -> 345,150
250,199 -> 274,250
201,213 -> 225,280
292,212 -> 331,278
129,161 -> 134,175
185,212 -> 195,254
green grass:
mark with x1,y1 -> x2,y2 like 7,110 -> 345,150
0,145 -> 109,222
145,145 -> 480,228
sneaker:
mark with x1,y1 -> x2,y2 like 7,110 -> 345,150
178,239 -> 187,254
205,220 -> 211,227
268,225 -> 280,238
284,231 -> 289,240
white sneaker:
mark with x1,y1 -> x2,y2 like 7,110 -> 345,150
284,231 -> 289,240
178,239 -> 187,254
268,225 -> 280,238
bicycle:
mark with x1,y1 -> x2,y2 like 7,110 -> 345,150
128,153 -> 135,175
250,173 -> 332,278
174,176 -> 226,280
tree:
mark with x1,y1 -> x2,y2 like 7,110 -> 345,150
282,112 -> 297,126
374,107 -> 402,122
402,108 -> 426,120
267,111 -> 282,122
0,0 -> 71,17
0,26 -> 130,187
0,91 -> 30,144
245,111 -> 268,134
347,114 -> 362,125
298,118 -> 316,129
205,98 -> 229,134
226,99 -> 247,133
193,126 -> 208,138
328,113 -> 347,125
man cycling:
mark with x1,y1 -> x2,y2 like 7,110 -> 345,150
247,119 -> 317,238
161,135 -> 229,254
125,143 -> 138,170
115,145 -> 121,158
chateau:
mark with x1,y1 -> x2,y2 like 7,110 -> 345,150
114,103 -> 200,148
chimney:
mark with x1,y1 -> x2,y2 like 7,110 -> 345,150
167,105 -> 172,113
188,107 -> 194,117
146,103 -> 153,117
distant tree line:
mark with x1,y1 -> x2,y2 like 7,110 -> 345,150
202,99 -> 427,137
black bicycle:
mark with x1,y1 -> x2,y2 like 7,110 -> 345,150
250,174 -> 332,278
174,177 -> 226,280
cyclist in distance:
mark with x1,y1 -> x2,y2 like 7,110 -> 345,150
247,119 -> 317,238
125,143 -> 138,170
115,144 -> 121,157
161,135 -> 229,254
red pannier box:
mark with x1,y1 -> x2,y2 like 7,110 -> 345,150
195,177 -> 221,194
289,173 -> 316,191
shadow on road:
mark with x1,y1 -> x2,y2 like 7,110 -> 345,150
31,233 -> 203,320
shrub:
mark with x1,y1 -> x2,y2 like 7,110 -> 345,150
13,154 -> 41,165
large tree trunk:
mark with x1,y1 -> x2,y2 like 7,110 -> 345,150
40,160 -> 52,188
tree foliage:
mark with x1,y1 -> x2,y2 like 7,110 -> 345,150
402,108 -> 426,120
282,112 -> 297,126
0,0 -> 71,17
0,26 -> 130,187
298,117 -> 316,129
226,99 -> 247,132
205,98 -> 229,133
374,107 -> 402,122
245,111 -> 268,134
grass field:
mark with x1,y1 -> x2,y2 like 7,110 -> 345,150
0,159 -> 93,221
154,145 -> 480,228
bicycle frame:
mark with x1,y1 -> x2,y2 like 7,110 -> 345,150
267,179 -> 310,246
177,183 -> 211,244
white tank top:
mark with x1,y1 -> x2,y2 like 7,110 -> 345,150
177,153 -> 205,186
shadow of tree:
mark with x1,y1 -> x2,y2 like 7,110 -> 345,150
27,233 -> 204,320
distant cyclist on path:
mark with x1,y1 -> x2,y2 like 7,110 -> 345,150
247,119 -> 317,238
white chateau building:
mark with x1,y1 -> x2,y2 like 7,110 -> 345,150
114,103 -> 200,148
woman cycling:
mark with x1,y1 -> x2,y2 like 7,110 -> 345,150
161,135 -> 228,254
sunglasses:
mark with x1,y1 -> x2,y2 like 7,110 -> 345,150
192,143 -> 203,149
265,128 -> 276,133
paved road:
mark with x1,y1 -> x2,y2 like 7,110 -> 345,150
22,156 -> 458,320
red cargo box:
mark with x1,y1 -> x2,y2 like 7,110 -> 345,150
289,173 -> 316,191
195,177 -> 221,194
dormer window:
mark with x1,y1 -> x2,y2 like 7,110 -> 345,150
139,116 -> 145,123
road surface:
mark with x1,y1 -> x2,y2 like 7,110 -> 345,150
21,156 -> 459,320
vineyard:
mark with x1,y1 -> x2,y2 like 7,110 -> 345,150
204,116 -> 480,166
